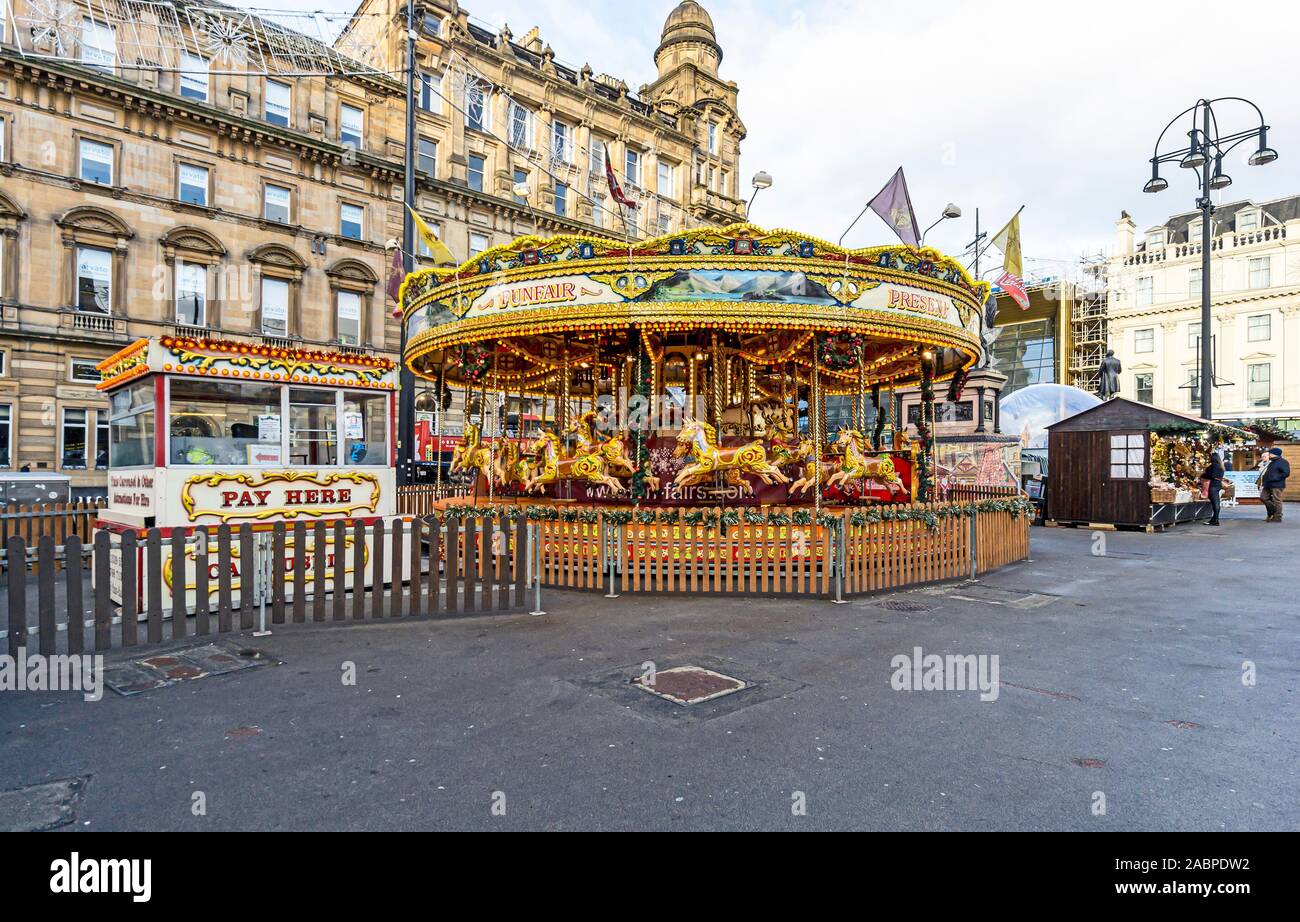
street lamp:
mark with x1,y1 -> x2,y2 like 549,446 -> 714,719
1143,97 -> 1277,421
921,202 -> 962,245
747,170 -> 773,218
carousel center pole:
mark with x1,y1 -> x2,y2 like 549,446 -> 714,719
813,337 -> 822,519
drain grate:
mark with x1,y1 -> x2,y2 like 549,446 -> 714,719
876,598 -> 939,613
633,666 -> 748,706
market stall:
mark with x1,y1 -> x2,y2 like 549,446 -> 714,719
1045,398 -> 1250,531
95,336 -> 400,609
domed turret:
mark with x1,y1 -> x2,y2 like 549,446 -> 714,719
655,1 -> 722,77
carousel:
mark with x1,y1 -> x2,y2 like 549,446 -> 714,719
400,223 -> 988,512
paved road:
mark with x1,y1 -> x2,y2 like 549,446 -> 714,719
1,504 -> 1295,831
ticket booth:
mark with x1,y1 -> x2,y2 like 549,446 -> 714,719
95,336 -> 400,610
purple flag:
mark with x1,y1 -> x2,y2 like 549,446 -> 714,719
386,247 -> 404,304
868,167 -> 921,247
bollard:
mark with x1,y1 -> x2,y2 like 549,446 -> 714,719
830,517 -> 849,604
254,531 -> 273,637
529,522 -> 546,617
604,521 -> 621,600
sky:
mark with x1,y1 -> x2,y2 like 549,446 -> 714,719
241,0 -> 1299,280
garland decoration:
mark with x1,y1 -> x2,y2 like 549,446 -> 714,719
915,351 -> 937,503
817,330 -> 866,371
451,342 -> 492,384
629,343 -> 653,501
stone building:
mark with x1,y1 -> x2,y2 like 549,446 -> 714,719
1106,198 -> 1300,431
0,0 -> 746,495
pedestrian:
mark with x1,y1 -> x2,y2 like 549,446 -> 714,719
1201,449 -> 1224,526
1258,448 -> 1290,523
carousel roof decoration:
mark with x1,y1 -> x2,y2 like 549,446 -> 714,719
401,222 -> 989,394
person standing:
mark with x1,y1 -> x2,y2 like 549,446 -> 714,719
1258,448 -> 1291,523
1201,450 -> 1224,526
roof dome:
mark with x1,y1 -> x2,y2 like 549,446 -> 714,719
657,1 -> 721,64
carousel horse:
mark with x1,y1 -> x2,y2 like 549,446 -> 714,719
449,422 -> 493,478
825,427 -> 906,496
568,409 -> 661,491
523,429 -> 625,495
672,417 -> 789,494
491,438 -> 535,488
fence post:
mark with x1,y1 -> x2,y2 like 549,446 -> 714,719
603,517 -> 620,600
7,535 -> 26,657
968,509 -> 978,579
529,522 -> 545,617
831,517 -> 848,605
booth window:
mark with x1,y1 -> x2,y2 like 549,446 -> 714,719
290,388 -> 337,465
170,378 -> 282,466
1109,433 -> 1145,480
109,380 -> 155,468
343,392 -> 386,465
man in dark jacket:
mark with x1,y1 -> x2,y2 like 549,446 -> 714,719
1259,448 -> 1290,523
1202,451 -> 1224,526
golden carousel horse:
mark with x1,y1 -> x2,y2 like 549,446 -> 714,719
491,438 -> 536,488
825,428 -> 906,496
523,429 -> 625,495
449,422 -> 493,479
567,410 -> 661,491
673,417 -> 789,494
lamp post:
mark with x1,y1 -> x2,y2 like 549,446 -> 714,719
921,202 -> 962,245
1144,97 -> 1277,421
747,171 -> 773,218
397,0 -> 418,486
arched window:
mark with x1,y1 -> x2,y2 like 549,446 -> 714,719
161,226 -> 226,331
248,243 -> 308,340
325,258 -> 379,348
56,206 -> 132,334
0,191 -> 24,306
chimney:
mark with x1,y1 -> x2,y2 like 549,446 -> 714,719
1116,210 -> 1136,257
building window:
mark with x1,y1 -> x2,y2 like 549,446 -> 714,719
1186,370 -> 1201,411
551,120 -> 572,164
1237,210 -> 1258,231
1188,322 -> 1201,349
512,169 -> 528,204
175,262 -> 206,327
80,18 -> 116,69
657,161 -> 674,198
554,183 -> 568,217
76,246 -> 112,313
1247,314 -> 1271,342
624,149 -> 641,188
1144,231 -> 1164,251
1134,328 -> 1154,353
336,290 -> 361,345
1134,373 -> 1153,405
1188,267 -> 1201,300
0,404 -> 10,469
265,80 -> 291,127
708,120 -> 718,154
79,138 -> 113,185
508,102 -> 531,150
177,162 -> 209,206
180,52 -> 209,101
1247,364 -> 1271,408
987,318 -> 1057,393
591,193 -> 606,226
418,71 -> 441,113
264,184 -> 291,223
469,233 -> 488,258
464,79 -> 489,132
340,103 -> 364,149
589,138 -> 606,181
62,408 -> 92,469
339,203 -> 364,240
658,213 -> 672,236
418,137 -> 437,176
260,276 -> 289,336
1248,256 -> 1270,289
70,358 -> 100,383
467,154 -> 485,192
1109,433 -> 1145,480
1136,276 -> 1153,306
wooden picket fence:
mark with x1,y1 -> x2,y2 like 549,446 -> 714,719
396,483 -> 473,516
530,498 -> 1031,599
0,500 -> 106,570
3,515 -> 537,657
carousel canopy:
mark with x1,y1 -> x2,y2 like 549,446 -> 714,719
400,223 -> 988,394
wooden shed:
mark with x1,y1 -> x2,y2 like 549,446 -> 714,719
1045,398 -> 1238,530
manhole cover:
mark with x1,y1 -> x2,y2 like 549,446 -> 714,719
104,639 -> 275,696
632,666 -> 748,706
876,598 -> 938,613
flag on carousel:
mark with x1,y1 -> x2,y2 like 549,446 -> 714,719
385,246 -> 404,304
990,210 -> 1030,310
405,204 -> 459,267
604,149 -> 638,210
867,167 -> 921,247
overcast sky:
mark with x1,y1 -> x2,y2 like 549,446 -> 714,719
251,0 -> 1298,278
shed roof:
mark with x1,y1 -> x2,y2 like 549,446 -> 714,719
1047,398 -> 1249,436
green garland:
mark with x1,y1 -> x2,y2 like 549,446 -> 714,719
915,354 -> 936,503
629,345 -> 653,500
847,497 -> 1035,531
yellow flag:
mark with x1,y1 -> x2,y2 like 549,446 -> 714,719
990,212 -> 1023,279
406,205 -> 458,267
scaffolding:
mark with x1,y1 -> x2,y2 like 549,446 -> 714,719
1069,255 -> 1108,396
